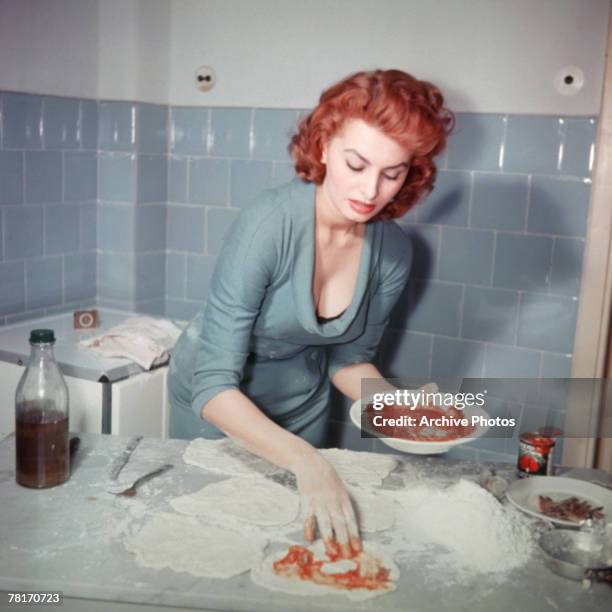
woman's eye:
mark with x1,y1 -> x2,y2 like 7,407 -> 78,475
346,162 -> 365,172
384,174 -> 401,181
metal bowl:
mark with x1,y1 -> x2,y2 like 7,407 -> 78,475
538,528 -> 612,581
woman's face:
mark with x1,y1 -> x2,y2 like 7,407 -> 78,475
319,118 -> 412,223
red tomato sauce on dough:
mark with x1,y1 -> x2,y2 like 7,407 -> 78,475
272,545 -> 390,591
366,403 -> 476,441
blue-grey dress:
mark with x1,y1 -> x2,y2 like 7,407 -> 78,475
168,178 -> 412,447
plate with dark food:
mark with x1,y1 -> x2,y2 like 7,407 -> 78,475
507,476 -> 612,527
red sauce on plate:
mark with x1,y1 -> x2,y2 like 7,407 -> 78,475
365,403 -> 476,442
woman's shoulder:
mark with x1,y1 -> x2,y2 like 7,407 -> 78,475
378,220 -> 412,261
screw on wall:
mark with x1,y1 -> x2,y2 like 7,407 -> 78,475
554,66 -> 584,96
195,66 -> 216,92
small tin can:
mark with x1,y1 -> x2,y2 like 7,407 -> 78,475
517,431 -> 556,477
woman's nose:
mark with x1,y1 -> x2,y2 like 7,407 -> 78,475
360,172 -> 380,202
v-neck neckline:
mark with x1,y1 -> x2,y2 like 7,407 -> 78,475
290,179 -> 374,334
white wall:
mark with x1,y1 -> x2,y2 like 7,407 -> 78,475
0,0 -> 609,113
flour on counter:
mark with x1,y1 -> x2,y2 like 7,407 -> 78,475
320,448 -> 399,487
183,438 -> 279,476
387,479 -> 534,582
123,512 -> 267,579
169,475 -> 300,526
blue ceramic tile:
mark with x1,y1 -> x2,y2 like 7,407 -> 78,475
135,299 -> 166,316
461,286 -> 519,344
98,204 -> 134,252
230,160 -> 272,207
137,155 -> 167,203
474,449 -> 514,464
417,170 -> 470,226
135,252 -> 166,300
438,227 -> 494,285
392,279 -> 462,336
4,206 -> 43,259
430,336 -> 485,386
25,151 -> 62,203
468,396 -> 520,451
170,107 -> 208,155
166,205 -> 205,252
98,153 -> 136,202
80,204 -> 97,250
98,252 -> 134,301
252,109 -> 297,162
0,151 -> 23,205
376,328 -> 432,381
25,257 -> 62,309
209,108 -> 251,158
168,157 -> 188,203
45,204 -> 79,255
503,116 -> 562,174
550,237 -> 584,297
135,204 -> 166,252
0,213 -> 2,259
561,117 -> 596,177
165,299 -> 201,321
64,252 -> 96,302
396,224 -> 439,279
517,293 -> 578,353
271,162 -> 296,186
206,208 -> 239,255
483,344 -> 541,378
137,104 -> 168,154
99,101 -> 136,151
189,158 -> 229,205
2,93 -> 43,149
0,261 -> 25,315
540,353 -> 572,378
527,176 -> 590,237
493,233 -> 553,291
166,253 -> 186,298
43,96 -> 79,149
438,445 -> 480,462
186,254 -> 218,300
64,152 -> 97,202
470,173 -> 528,231
445,113 -> 505,171
79,100 -> 98,150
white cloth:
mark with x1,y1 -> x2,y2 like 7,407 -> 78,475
79,316 -> 182,369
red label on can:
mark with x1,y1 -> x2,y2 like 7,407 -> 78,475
517,432 -> 556,477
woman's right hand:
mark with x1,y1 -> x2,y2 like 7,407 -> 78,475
293,451 -> 362,559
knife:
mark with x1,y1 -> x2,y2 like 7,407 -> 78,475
108,435 -> 143,480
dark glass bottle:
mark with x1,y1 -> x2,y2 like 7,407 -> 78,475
15,329 -> 69,488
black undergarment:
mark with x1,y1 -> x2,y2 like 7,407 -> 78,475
316,309 -> 346,324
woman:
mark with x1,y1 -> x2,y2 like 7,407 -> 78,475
168,69 -> 453,558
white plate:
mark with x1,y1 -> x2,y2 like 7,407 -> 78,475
349,395 -> 489,455
506,476 -> 612,527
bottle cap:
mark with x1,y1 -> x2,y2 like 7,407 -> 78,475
29,329 -> 56,344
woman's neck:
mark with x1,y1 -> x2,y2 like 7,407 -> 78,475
314,185 -> 364,244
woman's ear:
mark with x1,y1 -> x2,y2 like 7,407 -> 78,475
320,141 -> 328,165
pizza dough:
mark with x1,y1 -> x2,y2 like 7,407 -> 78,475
122,512 -> 267,579
320,448 -> 399,487
183,438 -> 279,476
169,476 -> 300,527
347,485 -> 397,533
251,540 -> 399,601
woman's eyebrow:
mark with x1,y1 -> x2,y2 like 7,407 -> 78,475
344,148 -> 409,170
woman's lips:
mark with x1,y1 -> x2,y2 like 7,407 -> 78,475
349,199 -> 376,214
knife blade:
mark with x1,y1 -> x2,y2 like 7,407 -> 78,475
108,435 -> 143,480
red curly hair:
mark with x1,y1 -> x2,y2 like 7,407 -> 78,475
289,69 -> 454,221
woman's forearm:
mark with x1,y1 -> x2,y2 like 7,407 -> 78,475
330,362 -> 397,402
200,389 -> 317,473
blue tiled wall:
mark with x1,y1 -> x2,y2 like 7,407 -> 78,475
0,92 -> 596,462
0,93 -> 98,324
